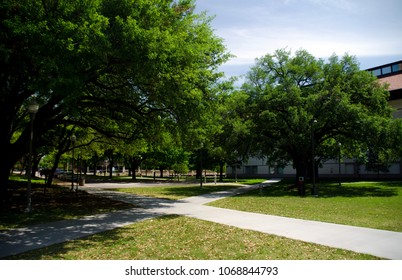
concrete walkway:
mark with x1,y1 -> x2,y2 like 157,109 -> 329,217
1,180 -> 402,259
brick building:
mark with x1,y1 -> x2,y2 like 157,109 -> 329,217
367,60 -> 402,118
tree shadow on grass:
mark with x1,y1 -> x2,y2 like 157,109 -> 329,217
315,184 -> 399,198
4,215 -> 178,260
0,186 -> 134,230
242,181 -> 401,198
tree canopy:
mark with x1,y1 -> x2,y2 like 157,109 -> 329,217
1,0 -> 400,206
0,0 -> 230,201
240,49 -> 393,192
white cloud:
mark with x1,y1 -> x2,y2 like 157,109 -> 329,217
196,0 -> 402,75
305,0 -> 356,11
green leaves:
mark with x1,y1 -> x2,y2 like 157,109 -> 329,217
0,0 -> 230,193
241,49 -> 394,177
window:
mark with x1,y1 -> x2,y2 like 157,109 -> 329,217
368,61 -> 402,77
372,69 -> 381,76
382,66 -> 392,75
392,63 -> 401,72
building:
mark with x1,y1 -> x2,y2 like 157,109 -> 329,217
367,60 -> 402,118
228,60 -> 402,179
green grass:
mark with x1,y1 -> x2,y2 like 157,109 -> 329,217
224,178 -> 267,185
110,184 -> 243,200
2,178 -> 398,260
87,175 -> 175,182
8,174 -> 47,185
86,175 -> 266,185
4,215 -> 381,260
208,180 -> 402,232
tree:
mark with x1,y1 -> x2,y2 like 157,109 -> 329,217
145,145 -> 190,178
361,118 -> 402,175
210,80 -> 255,181
0,0 -> 229,203
242,49 -> 392,194
121,139 -> 148,180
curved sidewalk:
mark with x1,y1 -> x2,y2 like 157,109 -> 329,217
1,180 -> 402,259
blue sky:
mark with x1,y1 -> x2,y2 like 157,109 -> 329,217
194,0 -> 402,80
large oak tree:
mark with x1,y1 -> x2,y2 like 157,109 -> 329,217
0,0 -> 229,203
241,49 -> 393,193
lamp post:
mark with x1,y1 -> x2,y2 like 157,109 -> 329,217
311,119 -> 317,196
338,142 -> 342,187
25,101 -> 39,213
70,134 -> 76,191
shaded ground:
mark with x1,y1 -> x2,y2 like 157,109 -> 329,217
0,183 -> 134,230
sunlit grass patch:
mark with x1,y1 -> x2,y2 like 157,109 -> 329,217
5,215 -> 381,260
208,180 -> 402,232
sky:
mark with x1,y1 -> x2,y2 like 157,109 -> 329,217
194,0 -> 402,81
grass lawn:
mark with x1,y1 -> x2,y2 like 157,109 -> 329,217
208,180 -> 402,232
4,215 -> 381,260
0,176 -> 258,230
109,184 -> 245,200
2,177 -> 396,260
107,178 -> 267,200
86,175 -> 266,185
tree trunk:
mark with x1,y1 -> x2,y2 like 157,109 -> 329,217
129,156 -> 142,180
32,154 -> 41,178
0,159 -> 13,206
92,154 -> 98,176
46,150 -> 63,189
83,160 -> 87,176
219,161 -> 225,182
195,168 -> 202,180
109,159 -> 114,178
0,137 -> 24,206
294,156 -> 308,196
131,158 -> 138,180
